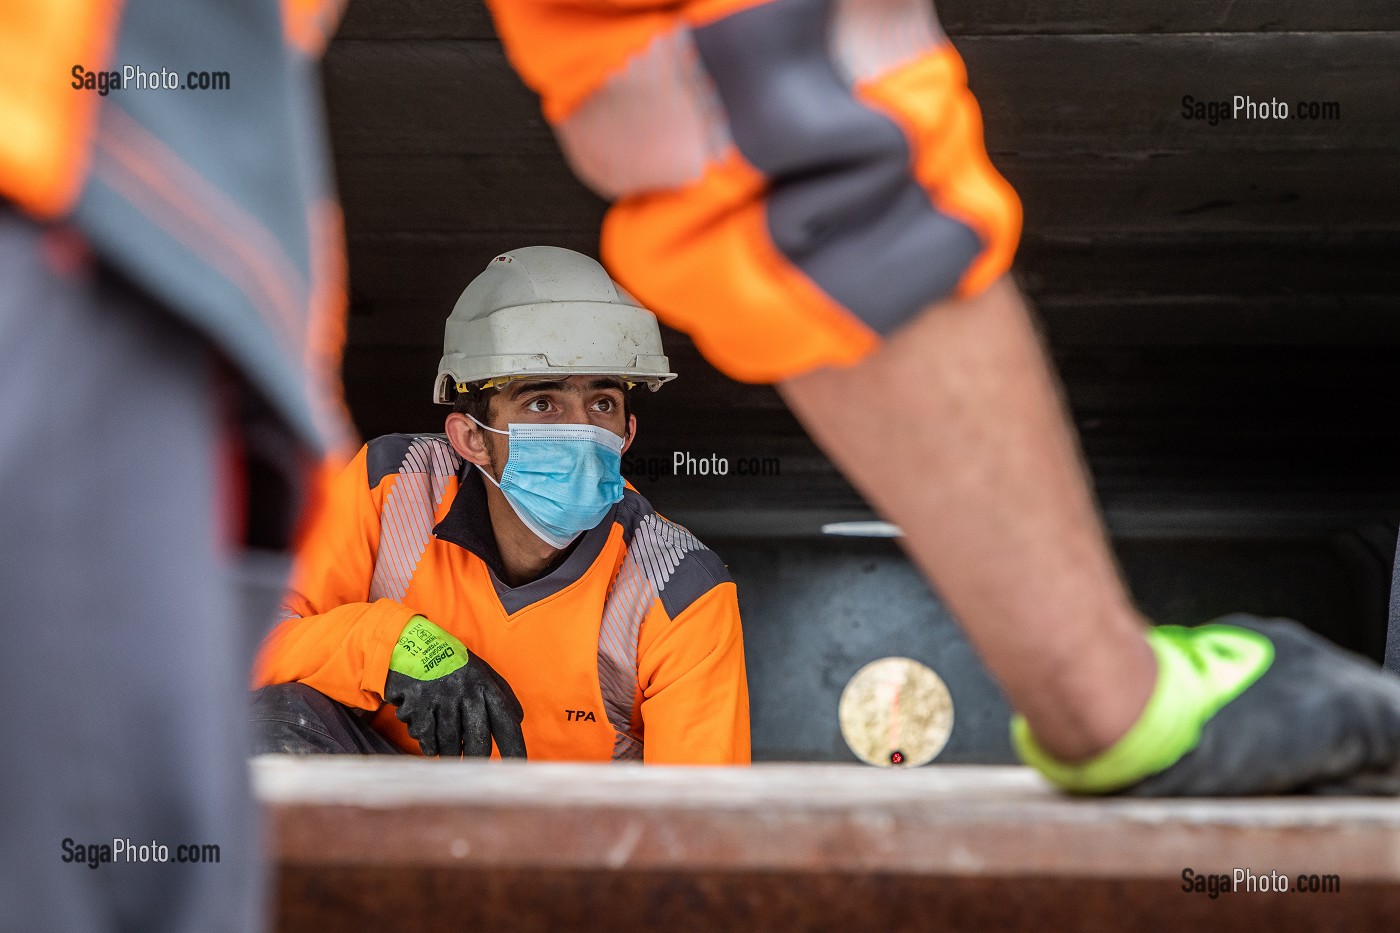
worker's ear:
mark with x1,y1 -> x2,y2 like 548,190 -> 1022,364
620,413 -> 637,455
445,412 -> 492,468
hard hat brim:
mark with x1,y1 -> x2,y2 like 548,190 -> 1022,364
433,364 -> 676,404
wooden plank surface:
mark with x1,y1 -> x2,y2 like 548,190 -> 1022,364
257,759 -> 1400,875
260,759 -> 1400,932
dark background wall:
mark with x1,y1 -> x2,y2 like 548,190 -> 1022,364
323,1 -> 1400,760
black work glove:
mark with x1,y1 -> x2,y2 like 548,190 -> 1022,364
383,616 -> 527,758
1014,614 -> 1400,796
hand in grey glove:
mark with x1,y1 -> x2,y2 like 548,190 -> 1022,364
383,616 -> 527,759
1013,614 -> 1400,795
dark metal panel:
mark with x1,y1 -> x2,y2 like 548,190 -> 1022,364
341,232 -> 1400,348
1017,234 -> 1400,315
335,0 -> 498,40
721,538 -> 1016,763
960,34 -> 1400,153
1036,296 -> 1400,348
321,5 -> 1400,673
342,342 -> 1400,517
322,35 -> 1400,155
343,230 -> 605,338
332,0 -> 1400,41
720,532 -> 1388,763
336,153 -> 605,234
330,160 -> 1400,250
939,0 -> 1400,35
322,40 -> 550,156
1006,151 -> 1400,235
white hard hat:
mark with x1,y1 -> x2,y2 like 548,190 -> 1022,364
434,246 -> 677,404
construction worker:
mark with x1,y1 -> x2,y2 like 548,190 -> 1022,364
250,246 -> 750,764
1,0 -> 349,931
483,0 -> 1400,793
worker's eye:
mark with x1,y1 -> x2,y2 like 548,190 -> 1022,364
592,397 -> 617,413
525,397 -> 553,413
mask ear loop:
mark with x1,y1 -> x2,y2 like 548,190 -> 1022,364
463,413 -> 510,488
466,413 -> 509,436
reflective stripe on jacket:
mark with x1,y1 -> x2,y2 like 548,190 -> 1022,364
253,434 -> 752,764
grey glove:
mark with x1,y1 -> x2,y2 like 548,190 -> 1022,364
1130,616 -> 1400,795
1015,614 -> 1400,796
383,616 -> 527,758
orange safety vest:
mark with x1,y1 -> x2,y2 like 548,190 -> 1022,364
0,0 -> 351,457
253,434 -> 751,764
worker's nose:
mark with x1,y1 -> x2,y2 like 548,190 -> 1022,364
558,397 -> 593,423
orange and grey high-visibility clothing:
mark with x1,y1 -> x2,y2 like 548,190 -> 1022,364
485,0 -> 1021,384
0,0 -> 351,454
252,434 -> 751,764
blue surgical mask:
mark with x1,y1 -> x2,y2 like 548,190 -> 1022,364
468,415 -> 626,549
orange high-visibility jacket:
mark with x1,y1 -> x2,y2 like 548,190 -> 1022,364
0,0 -> 350,456
486,0 -> 1022,385
253,434 -> 751,764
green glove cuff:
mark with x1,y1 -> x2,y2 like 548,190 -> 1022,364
1011,624 -> 1275,794
389,616 -> 469,682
